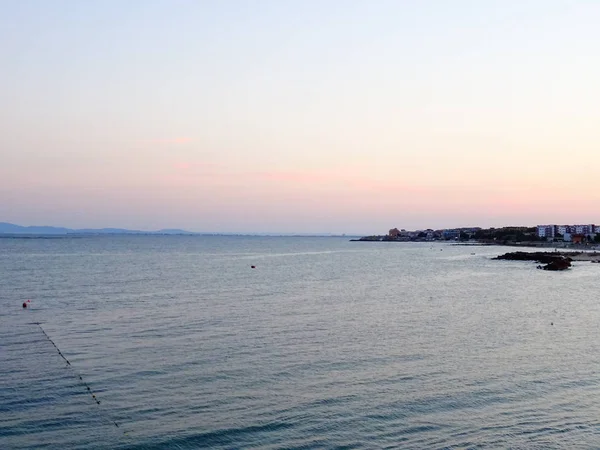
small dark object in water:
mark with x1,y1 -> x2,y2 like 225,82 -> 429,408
251,265 -> 256,269
551,322 -> 554,326
542,258 -> 571,271
22,302 -> 27,308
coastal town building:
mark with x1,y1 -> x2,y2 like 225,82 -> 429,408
571,234 -> 585,244
537,224 -> 596,240
574,224 -> 595,235
442,229 -> 460,240
537,225 -> 555,239
361,225 -> 598,243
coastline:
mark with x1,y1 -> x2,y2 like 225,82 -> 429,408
351,238 -> 600,252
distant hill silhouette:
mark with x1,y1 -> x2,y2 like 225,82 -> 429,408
0,222 -> 195,235
0,222 -> 355,237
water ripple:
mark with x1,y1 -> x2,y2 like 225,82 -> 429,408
2,237 -> 600,448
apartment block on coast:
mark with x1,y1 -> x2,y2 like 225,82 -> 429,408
536,224 -> 597,241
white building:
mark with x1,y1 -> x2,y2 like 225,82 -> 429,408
573,224 -> 595,235
537,224 -> 596,240
537,225 -> 555,239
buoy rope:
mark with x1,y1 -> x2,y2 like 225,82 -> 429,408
34,322 -> 123,431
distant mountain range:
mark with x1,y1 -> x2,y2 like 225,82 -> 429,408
0,222 -> 195,235
0,222 -> 352,237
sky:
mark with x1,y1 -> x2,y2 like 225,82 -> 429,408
1,0 -> 599,234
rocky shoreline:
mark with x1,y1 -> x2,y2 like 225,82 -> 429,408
494,251 -> 600,271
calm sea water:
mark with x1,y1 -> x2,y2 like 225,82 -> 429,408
2,236 -> 600,449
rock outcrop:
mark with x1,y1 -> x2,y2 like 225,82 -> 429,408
540,258 -> 572,271
495,251 -> 573,271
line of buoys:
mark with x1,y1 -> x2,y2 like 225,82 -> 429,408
34,322 -> 122,430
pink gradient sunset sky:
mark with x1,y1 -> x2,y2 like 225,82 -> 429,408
2,1 -> 599,234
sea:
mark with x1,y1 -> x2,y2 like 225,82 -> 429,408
1,236 -> 600,449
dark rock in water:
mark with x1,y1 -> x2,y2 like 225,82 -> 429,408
541,258 -> 571,271
495,251 -> 573,263
495,251 -> 572,271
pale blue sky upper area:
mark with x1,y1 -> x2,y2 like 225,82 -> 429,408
1,1 -> 599,232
